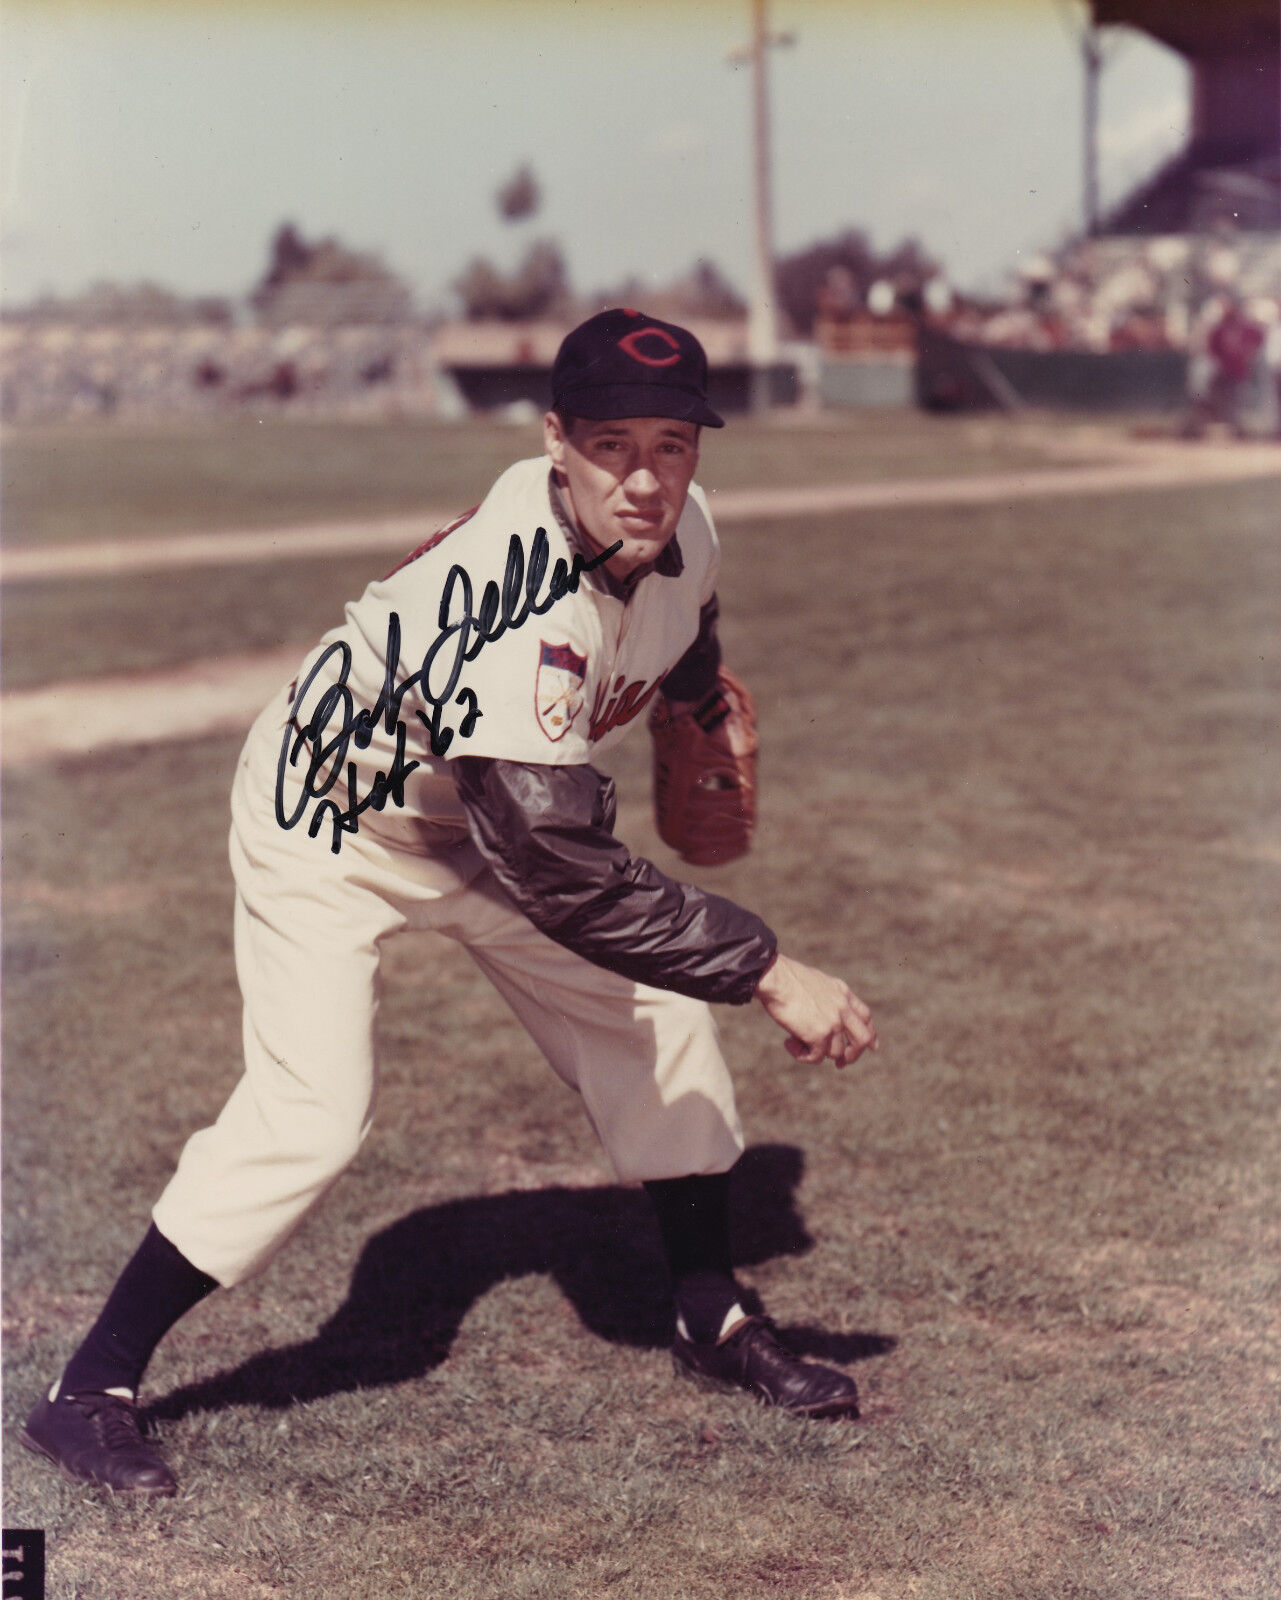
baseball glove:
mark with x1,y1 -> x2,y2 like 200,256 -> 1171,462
648,667 -> 758,866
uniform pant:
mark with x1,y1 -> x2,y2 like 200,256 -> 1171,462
152,698 -> 745,1288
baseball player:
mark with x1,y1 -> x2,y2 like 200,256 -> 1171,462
23,309 -> 878,1497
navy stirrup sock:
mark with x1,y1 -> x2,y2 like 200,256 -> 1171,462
644,1171 -> 743,1344
59,1224 -> 218,1399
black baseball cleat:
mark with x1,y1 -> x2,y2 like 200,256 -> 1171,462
672,1315 -> 860,1419
21,1390 -> 177,1496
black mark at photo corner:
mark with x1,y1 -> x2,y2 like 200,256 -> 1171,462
2,1531 -> 45,1600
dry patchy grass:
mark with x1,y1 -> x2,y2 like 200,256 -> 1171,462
1,407 -> 1079,545
2,407 -> 1091,692
3,471 -> 1279,1598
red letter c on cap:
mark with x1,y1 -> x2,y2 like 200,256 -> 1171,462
619,327 -> 682,367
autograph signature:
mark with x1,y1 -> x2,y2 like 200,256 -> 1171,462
276,526 -> 620,853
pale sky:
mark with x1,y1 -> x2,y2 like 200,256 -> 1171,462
0,0 -> 1189,311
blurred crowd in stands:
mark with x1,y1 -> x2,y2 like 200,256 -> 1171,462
4,221 -> 1280,429
916,230 -> 1281,433
0,318 -> 441,424
1,229 -> 445,424
990,235 -> 1278,433
940,232 -> 1280,358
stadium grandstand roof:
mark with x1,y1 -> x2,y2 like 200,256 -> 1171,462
1090,0 -> 1279,59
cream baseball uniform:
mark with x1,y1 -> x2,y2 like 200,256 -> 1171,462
153,457 -> 752,1287
24,312 -> 861,1507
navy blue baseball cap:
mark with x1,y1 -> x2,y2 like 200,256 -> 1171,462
551,308 -> 725,428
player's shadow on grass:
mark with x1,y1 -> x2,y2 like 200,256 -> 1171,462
147,1142 -> 894,1423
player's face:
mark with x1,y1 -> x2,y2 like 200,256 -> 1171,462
543,413 -> 700,578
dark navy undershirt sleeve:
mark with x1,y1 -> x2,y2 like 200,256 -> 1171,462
453,754 -> 776,1005
660,596 -> 722,703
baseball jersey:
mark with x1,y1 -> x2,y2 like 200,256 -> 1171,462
275,455 -> 717,854
267,453 -> 777,1006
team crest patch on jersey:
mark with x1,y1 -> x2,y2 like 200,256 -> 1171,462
535,641 -> 588,742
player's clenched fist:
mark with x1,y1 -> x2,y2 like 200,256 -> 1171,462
754,953 -> 878,1068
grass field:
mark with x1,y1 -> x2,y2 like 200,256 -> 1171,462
3,420 -> 1279,1599
1,408 -> 1104,691
1,409 -> 1088,546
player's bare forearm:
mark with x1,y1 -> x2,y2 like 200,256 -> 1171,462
754,952 -> 878,1068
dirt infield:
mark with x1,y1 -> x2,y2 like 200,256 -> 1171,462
4,442 -> 1281,769
1,644 -> 304,767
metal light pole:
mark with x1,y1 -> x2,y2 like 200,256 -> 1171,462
731,0 -> 793,410
1083,20 -> 1102,236
1053,1 -> 1114,239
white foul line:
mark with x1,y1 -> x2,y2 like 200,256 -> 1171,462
4,444 -> 1280,768
4,444 -> 1280,585
2,647 -> 306,769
